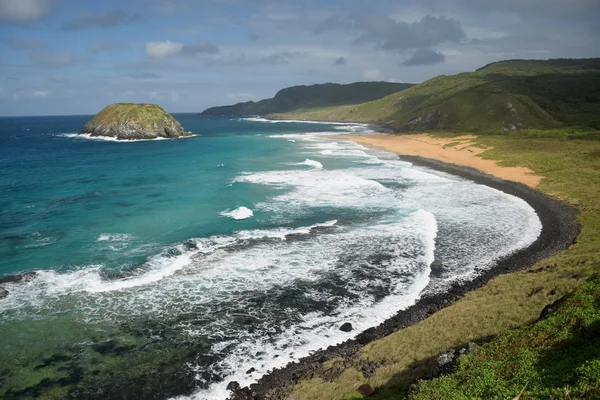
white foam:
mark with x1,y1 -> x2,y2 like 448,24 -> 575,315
178,210 -> 438,400
240,117 -> 365,126
58,133 -> 193,142
97,233 -> 134,242
288,159 -> 323,169
220,206 -> 254,220
236,220 -> 337,241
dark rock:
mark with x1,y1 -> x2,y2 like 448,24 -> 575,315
226,381 -> 240,391
0,271 -> 37,285
356,383 -> 374,397
467,342 -> 477,354
339,322 -> 353,332
246,367 -> 256,374
538,295 -> 569,321
0,287 -> 8,299
527,286 -> 544,297
433,350 -> 457,377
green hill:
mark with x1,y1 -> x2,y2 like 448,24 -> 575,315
200,82 -> 415,116
269,58 -> 600,132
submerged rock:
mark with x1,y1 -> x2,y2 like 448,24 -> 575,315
79,103 -> 192,140
0,271 -> 37,284
0,271 -> 37,300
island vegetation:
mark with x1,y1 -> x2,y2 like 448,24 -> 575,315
80,103 -> 192,140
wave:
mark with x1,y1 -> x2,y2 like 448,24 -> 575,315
58,133 -> 195,142
288,159 -> 323,169
220,206 -> 254,220
240,117 -> 365,126
181,209 -> 438,400
97,233 -> 134,242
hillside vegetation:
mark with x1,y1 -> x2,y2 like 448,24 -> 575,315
270,58 -> 600,132
200,82 -> 414,116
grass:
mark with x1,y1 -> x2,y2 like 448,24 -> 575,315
285,134 -> 600,400
270,58 -> 600,133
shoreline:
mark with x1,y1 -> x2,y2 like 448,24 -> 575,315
340,133 -> 543,188
229,136 -> 580,400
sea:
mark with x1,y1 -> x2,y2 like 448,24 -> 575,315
0,114 -> 542,399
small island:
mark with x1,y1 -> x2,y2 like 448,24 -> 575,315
79,103 -> 192,140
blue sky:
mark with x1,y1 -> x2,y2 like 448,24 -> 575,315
0,0 -> 598,116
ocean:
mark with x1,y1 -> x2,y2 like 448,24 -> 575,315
0,114 -> 542,399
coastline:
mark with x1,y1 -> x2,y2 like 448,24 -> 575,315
229,133 -> 579,400
339,133 -> 543,188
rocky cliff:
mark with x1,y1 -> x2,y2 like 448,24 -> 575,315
80,103 -> 192,140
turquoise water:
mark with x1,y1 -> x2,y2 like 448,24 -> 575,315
0,115 -> 542,399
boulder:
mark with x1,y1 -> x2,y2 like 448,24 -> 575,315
356,383 -> 375,397
79,103 -> 192,140
339,322 -> 353,332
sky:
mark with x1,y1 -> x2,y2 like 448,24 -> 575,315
0,0 -> 599,116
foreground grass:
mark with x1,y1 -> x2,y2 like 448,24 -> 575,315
287,135 -> 600,399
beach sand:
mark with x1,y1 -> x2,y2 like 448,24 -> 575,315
340,133 -> 543,188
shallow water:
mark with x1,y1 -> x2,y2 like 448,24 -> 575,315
0,115 -> 541,399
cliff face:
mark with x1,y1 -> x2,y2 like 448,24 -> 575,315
80,103 -> 192,140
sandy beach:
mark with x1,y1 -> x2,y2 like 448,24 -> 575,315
340,133 -> 543,188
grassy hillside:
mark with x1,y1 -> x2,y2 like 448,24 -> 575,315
200,82 -> 414,116
286,133 -> 600,400
270,58 -> 600,132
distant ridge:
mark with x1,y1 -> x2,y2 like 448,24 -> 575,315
200,81 -> 415,116
268,58 -> 600,132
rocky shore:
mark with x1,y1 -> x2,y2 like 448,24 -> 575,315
227,155 -> 580,400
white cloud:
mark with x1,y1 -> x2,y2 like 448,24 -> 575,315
145,40 -> 184,58
0,0 -> 54,23
32,90 -> 50,97
362,69 -> 381,80
145,40 -> 220,59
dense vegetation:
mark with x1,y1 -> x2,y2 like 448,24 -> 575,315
286,133 -> 600,399
270,58 -> 600,132
200,82 -> 414,116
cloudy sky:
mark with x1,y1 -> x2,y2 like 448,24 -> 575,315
0,0 -> 598,116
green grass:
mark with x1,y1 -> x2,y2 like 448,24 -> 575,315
411,275 -> 600,400
270,58 -> 600,133
286,134 -> 600,400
